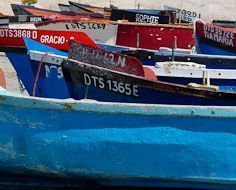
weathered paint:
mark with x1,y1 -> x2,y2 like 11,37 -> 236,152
36,20 -> 118,45
69,40 -> 144,76
62,59 -> 236,106
5,38 -> 68,97
1,87 -> 236,189
116,23 -> 194,50
36,19 -> 194,50
195,20 -> 236,56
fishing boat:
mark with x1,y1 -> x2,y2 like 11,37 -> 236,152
11,4 -> 30,16
61,40 -> 236,106
116,21 -> 194,50
62,58 -> 236,106
9,3 -> 194,50
1,87 -> 236,189
68,1 -> 176,24
4,37 -> 140,98
9,38 -> 236,104
195,19 -> 236,56
0,28 -> 95,51
36,20 -> 119,45
36,19 -> 194,50
11,3 -> 194,50
0,29 -> 95,97
11,4 -> 105,21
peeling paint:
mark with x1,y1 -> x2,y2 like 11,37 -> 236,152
64,103 -> 73,110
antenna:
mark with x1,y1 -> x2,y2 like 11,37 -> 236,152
134,0 -> 142,9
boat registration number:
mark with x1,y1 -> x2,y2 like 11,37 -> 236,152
0,29 -> 38,39
83,73 -> 139,97
65,22 -> 106,30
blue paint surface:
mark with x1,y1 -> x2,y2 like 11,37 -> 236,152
5,38 -> 69,98
6,51 -> 37,96
195,35 -> 236,56
1,88 -> 236,189
66,82 -> 236,106
6,38 -> 236,105
24,38 -> 67,57
98,42 -> 236,69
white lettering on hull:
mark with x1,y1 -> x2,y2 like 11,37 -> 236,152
40,35 -> 66,45
0,29 -> 38,39
83,73 -> 139,97
203,25 -> 234,47
135,14 -> 159,24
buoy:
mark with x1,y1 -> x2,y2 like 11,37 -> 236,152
143,66 -> 157,80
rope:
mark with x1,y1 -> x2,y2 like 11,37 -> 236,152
33,52 -> 51,97
84,85 -> 89,99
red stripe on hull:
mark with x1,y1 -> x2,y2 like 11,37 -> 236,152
116,24 -> 194,50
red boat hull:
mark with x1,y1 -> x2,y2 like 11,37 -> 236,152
196,20 -> 236,50
116,23 -> 194,50
0,28 -> 96,51
37,20 -> 194,50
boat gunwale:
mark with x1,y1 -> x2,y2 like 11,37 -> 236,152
0,87 -> 236,118
35,19 -> 193,29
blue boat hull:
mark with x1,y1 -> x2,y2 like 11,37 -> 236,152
29,59 -> 71,99
6,51 -> 37,95
196,35 -> 236,56
8,50 -> 236,105
98,42 -> 236,69
66,82 -> 236,106
1,88 -> 236,189
5,38 -> 236,105
5,38 -> 68,98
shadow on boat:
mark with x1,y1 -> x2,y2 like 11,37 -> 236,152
0,174 -> 199,190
